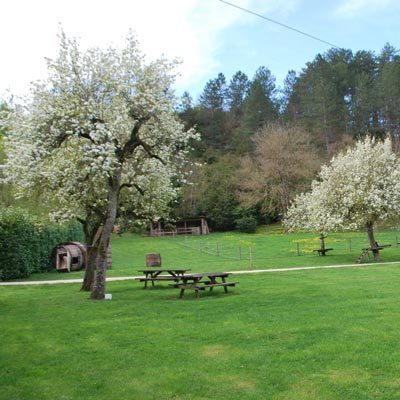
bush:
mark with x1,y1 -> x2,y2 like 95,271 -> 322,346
0,208 -> 84,280
235,215 -> 258,233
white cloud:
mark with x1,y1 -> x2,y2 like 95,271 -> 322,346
336,0 -> 398,17
0,0 -> 299,97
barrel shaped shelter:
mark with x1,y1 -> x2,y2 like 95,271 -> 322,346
51,223 -> 114,273
52,242 -> 88,272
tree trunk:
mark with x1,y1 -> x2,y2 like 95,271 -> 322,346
366,221 -> 380,262
81,245 -> 98,291
90,172 -> 121,300
81,222 -> 103,292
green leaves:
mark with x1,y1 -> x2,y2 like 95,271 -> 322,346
0,208 -> 84,280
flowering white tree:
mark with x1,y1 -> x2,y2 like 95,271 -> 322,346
286,136 -> 400,261
2,32 -> 198,299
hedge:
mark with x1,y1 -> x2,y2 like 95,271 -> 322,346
235,215 -> 258,233
0,208 -> 84,280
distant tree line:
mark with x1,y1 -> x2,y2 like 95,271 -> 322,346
1,44 -> 399,234
175,44 -> 400,231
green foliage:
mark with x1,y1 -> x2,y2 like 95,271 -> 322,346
235,215 -> 258,233
233,78 -> 278,153
199,192 -> 238,231
199,72 -> 227,110
0,208 -> 37,279
0,208 -> 83,280
180,155 -> 241,231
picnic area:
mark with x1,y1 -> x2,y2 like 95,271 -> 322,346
3,228 -> 400,399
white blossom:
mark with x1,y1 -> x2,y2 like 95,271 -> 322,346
2,31 -> 198,225
286,136 -> 400,232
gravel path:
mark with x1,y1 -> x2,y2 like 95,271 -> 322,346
1,261 -> 400,286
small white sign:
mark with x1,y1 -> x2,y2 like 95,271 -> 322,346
105,293 -> 112,300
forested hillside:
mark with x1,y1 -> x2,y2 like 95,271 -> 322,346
174,44 -> 400,231
1,44 -> 399,233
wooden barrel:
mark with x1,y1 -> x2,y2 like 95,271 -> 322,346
146,253 -> 161,267
51,242 -> 88,272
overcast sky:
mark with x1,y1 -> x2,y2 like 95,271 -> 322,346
1,0 -> 399,101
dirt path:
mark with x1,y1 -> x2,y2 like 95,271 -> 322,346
1,261 -> 400,286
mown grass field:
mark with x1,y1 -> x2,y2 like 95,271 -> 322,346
2,265 -> 400,399
17,224 -> 400,281
3,226 -> 400,399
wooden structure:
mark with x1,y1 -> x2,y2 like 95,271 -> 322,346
356,243 -> 391,263
52,242 -> 87,272
146,253 -> 162,267
135,267 -> 189,288
171,272 -> 238,298
313,233 -> 333,256
51,225 -> 113,273
149,217 -> 209,237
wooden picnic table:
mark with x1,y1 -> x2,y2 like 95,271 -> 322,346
135,268 -> 189,288
362,244 -> 391,251
172,272 -> 238,298
313,248 -> 333,256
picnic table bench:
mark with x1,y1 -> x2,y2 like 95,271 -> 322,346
171,272 -> 238,298
313,248 -> 333,256
362,244 -> 391,251
135,268 -> 189,288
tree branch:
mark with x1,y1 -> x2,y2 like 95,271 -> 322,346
119,183 -> 145,195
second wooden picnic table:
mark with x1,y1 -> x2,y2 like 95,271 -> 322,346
173,272 -> 238,298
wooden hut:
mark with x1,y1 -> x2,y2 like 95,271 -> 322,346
52,242 -> 87,272
52,238 -> 112,273
149,217 -> 209,237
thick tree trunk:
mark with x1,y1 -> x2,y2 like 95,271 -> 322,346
81,222 -> 102,292
366,221 -> 380,262
81,246 -> 98,291
90,171 -> 121,300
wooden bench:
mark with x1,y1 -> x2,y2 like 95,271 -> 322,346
313,248 -> 333,256
362,244 -> 392,252
136,276 -> 181,282
173,280 -> 238,298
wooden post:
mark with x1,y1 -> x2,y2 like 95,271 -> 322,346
249,247 -> 253,269
319,233 -> 326,250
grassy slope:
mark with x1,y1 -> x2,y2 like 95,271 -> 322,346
2,265 -> 400,399
18,225 -> 400,281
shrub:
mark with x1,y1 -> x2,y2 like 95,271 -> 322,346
235,215 -> 258,233
0,208 -> 83,280
0,208 -> 37,280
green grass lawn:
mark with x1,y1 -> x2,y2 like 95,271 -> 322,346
18,225 -> 400,281
2,265 -> 400,399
